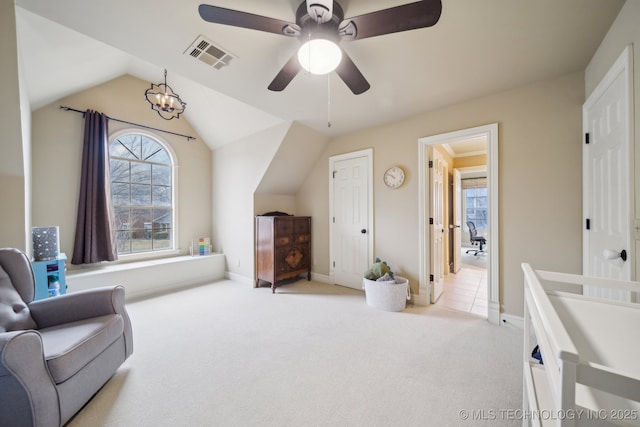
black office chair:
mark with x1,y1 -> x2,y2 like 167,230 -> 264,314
466,221 -> 486,256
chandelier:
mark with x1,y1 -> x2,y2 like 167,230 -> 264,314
144,69 -> 186,120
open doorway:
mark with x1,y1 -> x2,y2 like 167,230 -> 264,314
418,124 -> 500,324
441,164 -> 488,317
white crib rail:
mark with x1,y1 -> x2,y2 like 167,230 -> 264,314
522,263 -> 640,427
523,263 -> 579,426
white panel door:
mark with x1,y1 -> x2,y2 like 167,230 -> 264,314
333,154 -> 371,289
583,46 -> 633,301
430,147 -> 445,302
452,169 -> 462,274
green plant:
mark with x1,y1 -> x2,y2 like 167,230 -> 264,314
364,258 -> 394,280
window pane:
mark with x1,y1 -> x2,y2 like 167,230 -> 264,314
153,232 -> 171,250
130,208 -> 152,252
110,135 -> 141,160
113,208 -> 130,230
116,230 -> 132,253
112,183 -> 130,207
110,159 -> 130,182
131,234 -> 152,252
131,162 -> 151,184
147,149 -> 170,165
152,186 -> 171,206
131,208 -> 152,230
153,208 -> 171,229
142,139 -> 168,163
152,164 -> 171,186
131,184 -> 151,205
465,186 -> 488,232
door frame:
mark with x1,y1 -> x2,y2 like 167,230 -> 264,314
329,148 -> 374,286
418,123 -> 500,324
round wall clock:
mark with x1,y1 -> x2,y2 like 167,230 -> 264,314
383,166 -> 405,189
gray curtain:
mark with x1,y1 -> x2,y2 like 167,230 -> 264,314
71,110 -> 118,264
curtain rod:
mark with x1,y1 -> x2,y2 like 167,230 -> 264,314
59,106 -> 196,141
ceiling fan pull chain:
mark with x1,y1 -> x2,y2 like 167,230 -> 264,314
327,74 -> 332,128
305,33 -> 312,75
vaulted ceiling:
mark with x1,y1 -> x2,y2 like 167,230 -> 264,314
15,0 -> 625,151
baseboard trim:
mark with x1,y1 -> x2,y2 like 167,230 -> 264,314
500,313 -> 524,329
311,272 -> 330,283
226,272 -> 332,287
225,271 -> 253,286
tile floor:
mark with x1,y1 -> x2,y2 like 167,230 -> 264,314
435,258 -> 488,317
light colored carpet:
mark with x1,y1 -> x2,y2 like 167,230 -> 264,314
67,279 -> 522,427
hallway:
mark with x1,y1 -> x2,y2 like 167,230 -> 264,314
435,251 -> 487,317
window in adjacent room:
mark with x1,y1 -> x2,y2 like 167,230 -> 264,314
109,132 -> 174,255
463,177 -> 487,231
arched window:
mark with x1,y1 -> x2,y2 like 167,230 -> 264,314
109,132 -> 174,255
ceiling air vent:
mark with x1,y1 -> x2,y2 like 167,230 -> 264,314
184,35 -> 235,70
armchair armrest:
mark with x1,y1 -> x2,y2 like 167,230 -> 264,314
29,285 -> 133,358
29,285 -> 125,327
0,330 -> 59,427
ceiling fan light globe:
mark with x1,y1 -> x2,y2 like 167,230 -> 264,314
297,39 -> 342,75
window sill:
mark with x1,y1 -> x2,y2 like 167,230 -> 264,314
116,249 -> 181,263
66,252 -> 225,300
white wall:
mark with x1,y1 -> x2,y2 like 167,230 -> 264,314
211,122 -> 291,281
254,194 -> 297,217
212,121 -> 331,282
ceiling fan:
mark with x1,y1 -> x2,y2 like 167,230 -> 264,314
198,0 -> 442,95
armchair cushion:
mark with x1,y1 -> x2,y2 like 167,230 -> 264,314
0,265 -> 36,333
40,314 -> 124,384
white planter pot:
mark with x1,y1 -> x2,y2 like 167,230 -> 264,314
362,276 -> 410,312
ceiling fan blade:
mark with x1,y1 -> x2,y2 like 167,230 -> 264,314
339,0 -> 442,41
268,55 -> 302,92
335,51 -> 370,95
198,4 -> 301,36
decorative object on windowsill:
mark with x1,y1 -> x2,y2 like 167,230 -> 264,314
198,237 -> 211,256
32,226 -> 60,261
190,237 -> 212,256
144,69 -> 187,120
362,258 -> 410,312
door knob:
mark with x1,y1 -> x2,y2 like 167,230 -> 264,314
361,229 -> 367,234
603,249 -> 627,261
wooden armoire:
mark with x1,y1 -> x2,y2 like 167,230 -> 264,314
255,215 -> 311,292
